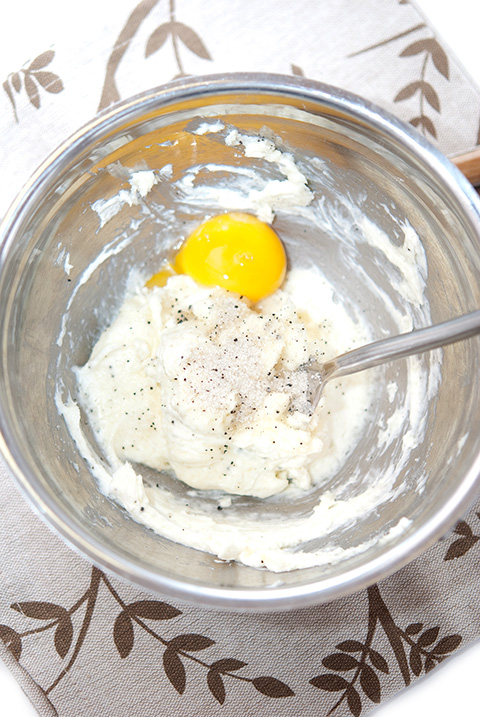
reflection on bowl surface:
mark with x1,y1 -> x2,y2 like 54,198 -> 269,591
1,74 -> 480,610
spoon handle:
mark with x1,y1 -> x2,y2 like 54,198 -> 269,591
324,309 -> 480,380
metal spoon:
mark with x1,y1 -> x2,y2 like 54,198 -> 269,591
306,309 -> 480,411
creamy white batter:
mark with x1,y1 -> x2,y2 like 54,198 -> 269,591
75,267 -> 371,500
57,123 -> 440,572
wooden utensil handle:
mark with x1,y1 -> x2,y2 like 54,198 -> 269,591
451,147 -> 480,187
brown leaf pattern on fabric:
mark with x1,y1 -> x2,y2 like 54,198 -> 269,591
0,625 -> 23,661
3,50 -> 64,122
27,50 -> 56,71
291,64 -> 304,77
53,616 -> 74,659
444,515 -> 480,560
3,567 -> 294,704
113,610 -> 135,658
349,17 -> 450,141
98,0 -> 160,111
309,584 -> 462,716
145,18 -> 212,68
163,648 -> 187,693
11,601 -> 74,659
144,0 -> 212,79
98,0 -> 212,111
251,676 -> 295,698
126,599 -> 182,621
207,669 -> 226,704
395,34 -> 450,138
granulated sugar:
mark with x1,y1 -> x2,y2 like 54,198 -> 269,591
167,290 -> 311,423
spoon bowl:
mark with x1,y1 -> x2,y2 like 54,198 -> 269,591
306,309 -> 480,411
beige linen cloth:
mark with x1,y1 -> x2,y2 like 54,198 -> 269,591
1,1 -> 480,715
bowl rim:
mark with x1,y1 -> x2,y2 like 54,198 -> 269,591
2,71 -> 480,611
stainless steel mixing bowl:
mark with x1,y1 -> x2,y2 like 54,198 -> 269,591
1,74 -> 480,610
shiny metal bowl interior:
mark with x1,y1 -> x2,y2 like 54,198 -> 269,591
2,74 -> 480,610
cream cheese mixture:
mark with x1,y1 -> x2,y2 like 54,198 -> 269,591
57,124 -> 440,572
75,268 -> 371,500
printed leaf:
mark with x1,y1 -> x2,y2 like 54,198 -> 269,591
11,72 -> 22,92
11,601 -> 66,621
291,64 -> 304,77
429,40 -> 450,79
400,38 -> 449,79
409,645 -> 423,676
28,50 -> 55,71
310,673 -> 350,692
31,71 -> 63,94
433,634 -> 462,655
405,622 -> 423,635
360,664 -> 381,703
376,598 -> 411,686
207,670 -> 226,704
210,658 -> 247,673
322,653 -> 359,671
54,616 -> 74,659
444,536 -> 478,560
410,115 -> 437,138
0,625 -> 22,661
113,610 -> 134,658
417,626 -> 440,648
252,676 -> 294,698
423,83 -> 440,111
336,640 -> 365,653
168,633 -> 215,652
394,81 -> 440,112
127,600 -> 181,621
454,520 -> 473,537
394,81 -> 423,102
400,39 -> 433,57
368,648 -> 389,674
425,656 -> 436,673
24,74 -> 40,108
174,22 -> 212,60
163,648 -> 186,694
3,80 -> 15,107
347,685 -> 362,717
145,23 -> 172,58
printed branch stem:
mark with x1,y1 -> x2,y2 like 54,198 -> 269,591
98,0 -> 160,111
327,585 -> 380,714
17,588 -> 90,640
169,0 -> 184,75
101,572 -> 252,682
44,567 -> 102,695
368,584 -> 411,687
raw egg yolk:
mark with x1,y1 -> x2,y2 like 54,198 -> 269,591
173,212 -> 286,302
145,261 -> 176,289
